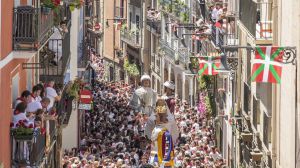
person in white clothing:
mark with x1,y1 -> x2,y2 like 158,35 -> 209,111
46,81 -> 61,111
31,85 -> 43,102
129,75 -> 157,116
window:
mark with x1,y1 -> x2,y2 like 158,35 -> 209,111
109,67 -> 114,81
136,15 -> 140,29
129,12 -> 132,29
12,74 -> 20,108
252,96 -> 260,130
263,112 -> 271,148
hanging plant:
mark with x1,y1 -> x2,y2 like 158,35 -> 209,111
124,59 -> 140,77
66,78 -> 82,100
69,0 -> 84,12
180,11 -> 189,23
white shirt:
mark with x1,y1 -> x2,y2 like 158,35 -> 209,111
211,8 -> 219,20
26,101 -> 43,113
46,87 -> 58,110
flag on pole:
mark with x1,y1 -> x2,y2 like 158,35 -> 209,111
251,46 -> 284,83
198,56 -> 221,76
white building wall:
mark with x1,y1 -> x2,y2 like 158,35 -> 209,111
62,8 -> 83,151
277,0 -> 300,167
69,9 -> 80,80
62,105 -> 79,150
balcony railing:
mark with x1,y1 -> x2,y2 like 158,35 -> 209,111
241,144 -> 251,165
49,120 -> 56,144
39,22 -> 71,85
13,6 -> 54,50
121,29 -> 141,48
239,0 -> 273,41
159,40 -> 175,59
56,82 -> 74,126
146,18 -> 161,35
11,132 -> 46,167
85,3 -> 93,18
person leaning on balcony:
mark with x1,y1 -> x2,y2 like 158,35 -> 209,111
45,81 -> 61,111
31,85 -> 43,102
14,90 -> 32,108
12,102 -> 29,128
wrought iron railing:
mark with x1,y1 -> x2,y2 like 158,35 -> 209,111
11,132 -> 46,167
56,82 -> 74,126
39,21 -> 71,85
85,3 -> 93,18
243,82 -> 251,115
159,40 -> 175,59
49,120 -> 56,143
146,18 -> 161,35
242,144 -> 251,165
121,29 -> 141,48
13,6 -> 54,50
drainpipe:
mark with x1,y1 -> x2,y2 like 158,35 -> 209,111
271,0 -> 279,167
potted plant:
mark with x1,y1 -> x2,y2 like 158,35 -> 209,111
189,57 -> 198,73
11,120 -> 34,140
69,0 -> 84,12
121,23 -> 127,32
41,0 -> 61,14
66,79 -> 82,100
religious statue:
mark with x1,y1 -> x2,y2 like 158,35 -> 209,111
129,75 -> 157,116
149,98 -> 177,168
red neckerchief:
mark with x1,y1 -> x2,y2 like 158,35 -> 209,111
16,97 -> 25,102
31,93 -> 36,99
14,110 -> 21,115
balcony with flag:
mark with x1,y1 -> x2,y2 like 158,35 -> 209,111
239,0 -> 273,44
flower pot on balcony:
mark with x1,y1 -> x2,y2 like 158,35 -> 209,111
42,6 -> 52,15
14,133 -> 34,141
250,151 -> 263,161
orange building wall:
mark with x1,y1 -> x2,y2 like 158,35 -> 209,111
103,0 -> 123,63
1,0 -> 13,59
0,59 -> 28,168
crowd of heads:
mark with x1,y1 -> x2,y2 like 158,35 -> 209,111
61,79 -> 225,168
173,99 -> 225,168
62,81 -> 151,168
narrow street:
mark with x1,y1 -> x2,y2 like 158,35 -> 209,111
1,0 -> 300,168
61,80 -> 225,167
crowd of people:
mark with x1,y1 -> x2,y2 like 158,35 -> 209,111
11,81 -> 60,131
61,77 -> 225,168
62,81 -> 150,167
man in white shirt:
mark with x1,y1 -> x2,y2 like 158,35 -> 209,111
46,81 -> 61,111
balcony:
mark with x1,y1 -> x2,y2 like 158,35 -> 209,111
56,82 -> 75,126
39,22 -> 71,85
13,6 -> 54,50
239,0 -> 273,44
159,39 -> 175,60
11,131 -> 46,167
146,18 -> 161,36
121,29 -> 141,48
85,2 -> 93,19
